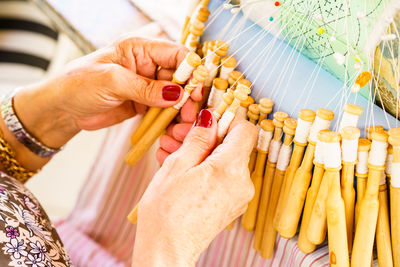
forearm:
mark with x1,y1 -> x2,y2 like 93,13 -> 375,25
0,80 -> 80,171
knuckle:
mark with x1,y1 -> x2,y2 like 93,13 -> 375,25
144,80 -> 159,100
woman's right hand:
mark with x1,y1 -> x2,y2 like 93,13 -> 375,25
133,109 -> 258,267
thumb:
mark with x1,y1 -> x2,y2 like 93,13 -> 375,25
166,109 -> 217,172
115,66 -> 184,107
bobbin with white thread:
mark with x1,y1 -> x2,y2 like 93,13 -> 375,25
236,96 -> 254,120
338,104 -> 363,132
185,21 -> 205,51
207,78 -> 228,108
213,90 -> 234,120
273,109 -> 315,230
376,143 -> 393,267
204,55 -> 221,87
126,65 -> 209,224
297,130 -> 329,253
366,125 -> 384,140
254,111 -> 288,250
258,98 -> 274,123
228,70 -> 244,90
247,103 -> 261,176
352,130 -> 388,267
278,108 -> 334,238
242,119 -> 274,231
260,118 -> 297,258
324,131 -> 349,267
219,56 -> 237,80
130,52 -> 201,147
181,4 -> 209,45
354,138 -> 371,228
340,126 -> 360,252
204,40 -> 228,68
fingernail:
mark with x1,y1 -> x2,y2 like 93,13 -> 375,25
195,109 -> 213,128
162,85 -> 181,101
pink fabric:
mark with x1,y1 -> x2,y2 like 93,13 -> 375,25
55,117 -> 378,266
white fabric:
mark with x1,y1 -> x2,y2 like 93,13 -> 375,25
314,140 -> 324,164
268,140 -> 281,163
385,153 -> 393,176
338,112 -> 359,131
174,59 -> 195,83
217,110 -> 235,138
294,118 -> 313,144
356,150 -> 369,174
341,139 -> 358,163
391,162 -> 400,188
219,66 -> 235,80
368,140 -> 388,166
308,116 -> 331,143
323,142 -> 341,168
257,129 -> 273,151
173,90 -> 190,109
276,144 -> 292,171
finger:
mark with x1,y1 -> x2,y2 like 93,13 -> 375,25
134,102 -> 147,114
163,109 -> 217,172
190,82 -> 204,102
157,68 -> 174,81
156,148 -> 170,165
160,135 -> 182,154
206,120 -> 258,165
169,123 -> 193,142
180,99 -> 199,123
114,65 -> 184,107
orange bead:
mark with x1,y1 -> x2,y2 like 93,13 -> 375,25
355,71 -> 372,87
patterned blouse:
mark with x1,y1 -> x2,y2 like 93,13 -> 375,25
0,172 -> 71,267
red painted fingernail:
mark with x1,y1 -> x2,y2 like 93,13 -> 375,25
162,85 -> 181,101
195,109 -> 213,128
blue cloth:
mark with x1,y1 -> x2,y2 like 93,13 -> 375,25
203,0 -> 397,130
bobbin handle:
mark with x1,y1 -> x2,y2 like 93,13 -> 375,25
376,184 -> 393,267
130,107 -> 162,145
390,185 -> 400,267
341,164 -> 356,251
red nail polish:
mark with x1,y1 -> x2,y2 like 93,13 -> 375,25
195,109 -> 213,128
162,85 -> 181,101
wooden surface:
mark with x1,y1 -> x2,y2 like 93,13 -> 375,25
32,0 -> 152,53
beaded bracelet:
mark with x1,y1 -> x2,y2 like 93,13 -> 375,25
0,127 -> 37,183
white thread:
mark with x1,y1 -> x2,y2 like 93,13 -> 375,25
174,60 -> 195,83
257,129 -> 273,151
213,110 -> 221,121
207,86 -> 225,108
308,116 -> 332,143
294,118 -> 313,144
368,140 -> 388,166
385,153 -> 393,176
268,140 -> 281,163
391,163 -> 400,188
217,111 -> 235,138
185,34 -> 200,48
380,171 -> 387,186
205,50 -> 217,66
173,91 -> 190,110
338,112 -> 359,131
235,106 -> 248,120
323,142 -> 341,168
314,140 -> 324,164
276,144 -> 292,171
205,62 -> 219,87
342,139 -> 359,163
356,151 -> 369,174
220,66 -> 235,80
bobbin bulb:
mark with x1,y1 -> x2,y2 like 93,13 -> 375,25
231,7 -> 240,14
355,71 -> 372,87
223,3 -> 232,10
351,83 -> 361,93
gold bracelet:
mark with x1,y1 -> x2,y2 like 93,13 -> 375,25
0,128 -> 37,183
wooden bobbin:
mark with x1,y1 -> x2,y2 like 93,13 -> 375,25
366,125 -> 384,140
180,4 -> 209,45
340,126 -> 360,252
236,95 -> 254,120
247,104 -> 260,174
237,79 -> 252,90
388,128 -> 400,267
258,98 -> 274,123
185,21 -> 205,51
297,129 -> 329,253
213,90 -> 234,120
207,77 -> 228,108
220,56 -> 237,80
338,104 -> 363,131
354,138 -> 371,228
376,147 -> 393,267
352,130 -> 388,267
241,119 -> 274,231
254,111 -> 288,250
324,131 -> 349,267
131,52 -> 201,146
228,70 -> 244,90
273,109 -> 316,230
260,118 -> 297,258
277,108 -> 334,239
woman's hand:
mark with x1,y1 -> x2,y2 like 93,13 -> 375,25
1,37 -> 201,170
133,109 -> 258,267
